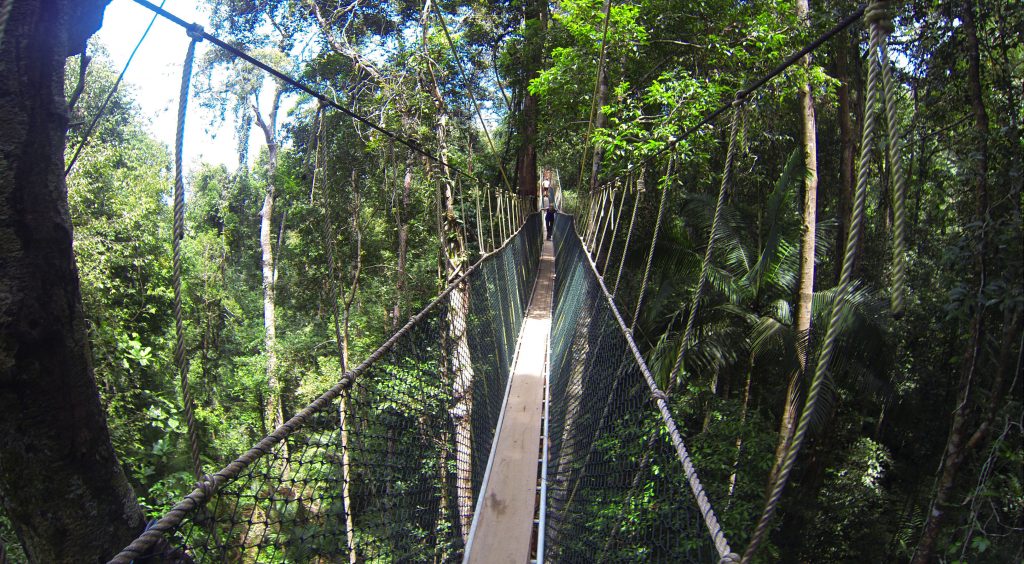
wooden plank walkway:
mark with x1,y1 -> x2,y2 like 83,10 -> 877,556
464,238 -> 554,564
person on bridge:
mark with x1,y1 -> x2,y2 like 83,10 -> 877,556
545,201 -> 557,240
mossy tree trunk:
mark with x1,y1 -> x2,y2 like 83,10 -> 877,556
0,1 -> 146,560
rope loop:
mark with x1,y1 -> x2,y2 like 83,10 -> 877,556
186,23 -> 205,41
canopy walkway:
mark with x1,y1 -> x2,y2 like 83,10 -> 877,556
101,1 -> 911,562
111,214 -> 733,563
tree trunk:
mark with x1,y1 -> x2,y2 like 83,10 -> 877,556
0,1 -> 148,560
912,3 -> 991,560
318,111 -> 358,563
835,33 -> 855,276
393,125 -> 414,328
255,90 -> 286,441
421,1 -> 475,540
588,0 -> 612,192
515,0 -> 547,197
769,0 -> 819,488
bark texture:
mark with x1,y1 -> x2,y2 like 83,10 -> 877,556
515,0 -> 547,196
0,1 -> 147,560
912,3 -> 995,560
769,0 -> 819,488
255,90 -> 285,437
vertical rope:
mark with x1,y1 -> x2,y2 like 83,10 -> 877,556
630,156 -> 675,333
602,174 -> 630,272
668,103 -> 743,388
487,188 -> 496,250
594,183 -> 618,261
877,15 -> 908,317
475,184 -> 486,254
741,4 -> 886,559
612,167 -> 644,297
173,30 -> 204,481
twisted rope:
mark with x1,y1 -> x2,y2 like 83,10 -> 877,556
586,189 -> 605,250
631,157 -> 675,333
173,32 -> 204,481
595,186 -> 617,256
740,3 -> 887,560
591,4 -> 867,192
668,102 -> 743,388
602,174 -> 631,272
132,0 -> 484,186
875,5 -> 908,317
431,4 -> 514,194
612,167 -> 644,297
570,218 -> 737,561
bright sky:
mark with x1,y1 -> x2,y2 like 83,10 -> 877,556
93,0 -> 503,177
94,0 -> 280,174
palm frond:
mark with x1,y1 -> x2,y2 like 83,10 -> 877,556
745,149 -> 802,293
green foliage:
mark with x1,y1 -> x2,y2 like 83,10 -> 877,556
36,0 -> 1023,561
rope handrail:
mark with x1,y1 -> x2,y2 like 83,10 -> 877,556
562,214 -> 739,562
108,212 -> 539,564
130,0 -> 488,186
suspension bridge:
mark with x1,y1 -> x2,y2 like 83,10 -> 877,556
102,0 -> 908,562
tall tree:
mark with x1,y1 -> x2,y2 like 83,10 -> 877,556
252,65 -> 287,438
515,0 -> 548,197
911,1 -> 1009,559
0,1 -> 146,560
419,0 -> 480,540
768,0 -> 820,487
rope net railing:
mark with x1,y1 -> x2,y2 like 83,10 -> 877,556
544,214 -> 736,563
110,214 -> 542,564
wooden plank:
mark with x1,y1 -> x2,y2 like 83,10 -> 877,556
465,239 -> 555,564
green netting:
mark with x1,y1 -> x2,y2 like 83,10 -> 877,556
544,214 -> 716,562
112,214 -> 542,563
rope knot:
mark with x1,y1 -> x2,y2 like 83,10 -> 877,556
718,553 -> 742,564
651,389 -> 668,402
195,474 -> 217,498
732,90 -> 747,107
186,23 -> 205,41
865,0 -> 894,34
